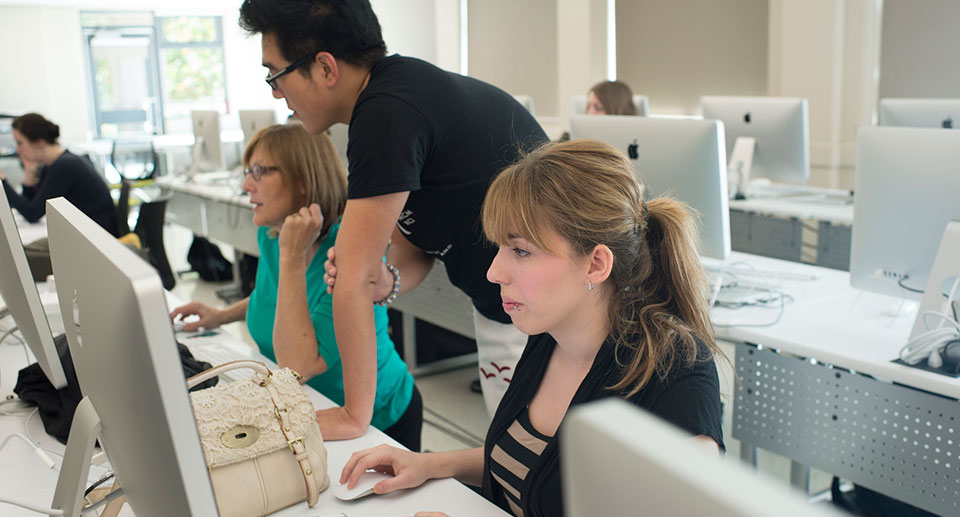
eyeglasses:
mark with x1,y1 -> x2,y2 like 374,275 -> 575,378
243,164 -> 281,181
264,50 -> 321,91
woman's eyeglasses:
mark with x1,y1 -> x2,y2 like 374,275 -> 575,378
242,164 -> 280,181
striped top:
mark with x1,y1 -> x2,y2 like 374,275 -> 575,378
489,407 -> 552,516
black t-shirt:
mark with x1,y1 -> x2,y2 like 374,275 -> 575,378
346,55 -> 548,323
2,151 -> 118,236
482,332 -> 725,517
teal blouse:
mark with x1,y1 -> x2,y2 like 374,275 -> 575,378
246,224 -> 413,430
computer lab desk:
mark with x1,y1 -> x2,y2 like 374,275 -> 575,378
0,293 -> 508,517
158,172 -> 480,377
709,252 -> 960,516
728,188 -> 854,271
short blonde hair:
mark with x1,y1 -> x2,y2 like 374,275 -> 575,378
243,122 -> 347,239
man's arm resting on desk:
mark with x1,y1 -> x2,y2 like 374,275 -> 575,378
325,192 -> 410,440
324,224 -> 434,299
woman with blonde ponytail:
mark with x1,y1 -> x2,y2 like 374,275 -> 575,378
339,139 -> 723,517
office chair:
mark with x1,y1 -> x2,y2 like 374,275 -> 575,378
110,138 -> 158,181
116,179 -> 132,236
134,196 -> 176,290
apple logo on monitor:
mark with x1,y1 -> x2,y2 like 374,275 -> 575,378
943,116 -> 953,129
743,112 -> 752,124
627,139 -> 639,160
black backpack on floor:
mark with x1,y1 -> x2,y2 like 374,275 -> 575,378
187,236 -> 234,282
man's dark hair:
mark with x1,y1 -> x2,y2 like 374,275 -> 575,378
239,0 -> 387,70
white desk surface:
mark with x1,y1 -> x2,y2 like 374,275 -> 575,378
68,130 -> 245,157
14,212 -> 47,244
157,172 -> 250,209
709,252 -> 960,400
0,292 -> 506,517
728,196 -> 854,225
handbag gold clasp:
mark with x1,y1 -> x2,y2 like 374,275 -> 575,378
220,425 -> 260,449
287,436 -> 304,453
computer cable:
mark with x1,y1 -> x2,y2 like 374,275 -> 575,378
902,278 -> 960,366
0,485 -> 125,516
0,432 -> 56,469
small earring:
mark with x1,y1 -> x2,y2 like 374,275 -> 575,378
588,281 -> 595,292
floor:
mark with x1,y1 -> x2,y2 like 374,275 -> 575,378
162,222 -> 836,497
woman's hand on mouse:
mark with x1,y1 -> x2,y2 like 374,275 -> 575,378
340,444 -> 433,495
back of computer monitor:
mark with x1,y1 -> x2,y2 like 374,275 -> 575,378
512,95 -> 536,116
562,399 -> 846,517
328,123 -> 349,170
0,187 -> 66,388
191,109 -> 225,172
850,127 -> 960,300
701,96 -> 809,184
238,109 -> 277,149
878,98 -> 960,129
571,94 -> 650,116
569,115 -> 731,260
46,197 -> 218,516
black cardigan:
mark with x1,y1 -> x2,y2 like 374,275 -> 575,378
2,151 -> 117,236
481,333 -> 724,517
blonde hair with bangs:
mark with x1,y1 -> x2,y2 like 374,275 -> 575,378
243,122 -> 347,239
483,139 -> 723,397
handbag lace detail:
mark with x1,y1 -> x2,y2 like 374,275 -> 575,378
190,368 -> 317,468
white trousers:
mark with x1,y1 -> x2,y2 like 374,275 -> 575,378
473,309 -> 528,417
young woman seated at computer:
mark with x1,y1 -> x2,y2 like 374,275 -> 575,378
338,140 -> 725,517
170,123 -> 421,451
586,80 -> 638,116
0,113 -> 117,235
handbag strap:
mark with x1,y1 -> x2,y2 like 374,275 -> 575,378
185,360 -> 271,388
261,375 -> 320,507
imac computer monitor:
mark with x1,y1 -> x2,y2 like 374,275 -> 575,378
878,98 -> 960,129
562,399 -> 846,517
850,126 -> 960,300
572,94 -> 650,116
700,96 -> 809,188
46,197 -> 218,516
190,109 -> 225,173
569,115 -> 731,260
0,188 -> 67,388
239,109 -> 277,149
512,95 -> 536,116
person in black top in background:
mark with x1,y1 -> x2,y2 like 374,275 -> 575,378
339,140 -> 725,517
239,0 -> 548,440
0,113 -> 117,236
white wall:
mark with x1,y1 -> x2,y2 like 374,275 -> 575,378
0,6 -> 90,144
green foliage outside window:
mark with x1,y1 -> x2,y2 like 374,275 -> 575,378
161,16 -> 218,43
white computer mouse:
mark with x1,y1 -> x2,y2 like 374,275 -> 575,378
332,471 -> 393,501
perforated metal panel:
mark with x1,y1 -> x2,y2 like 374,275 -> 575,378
734,343 -> 960,515
816,221 -> 851,271
730,210 -> 803,262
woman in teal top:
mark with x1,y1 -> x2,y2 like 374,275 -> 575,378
171,123 -> 420,450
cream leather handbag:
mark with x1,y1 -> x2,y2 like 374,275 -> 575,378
187,360 -> 330,517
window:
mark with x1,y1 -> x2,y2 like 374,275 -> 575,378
157,16 -> 227,133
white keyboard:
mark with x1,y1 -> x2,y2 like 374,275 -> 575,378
705,264 -> 820,283
178,331 -> 256,383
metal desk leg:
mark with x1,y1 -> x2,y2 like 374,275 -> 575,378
790,461 -> 810,493
215,249 -> 246,302
740,443 -> 757,467
403,312 -> 418,373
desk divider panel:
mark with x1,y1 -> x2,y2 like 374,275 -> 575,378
734,342 -> 960,516
729,210 -> 803,262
